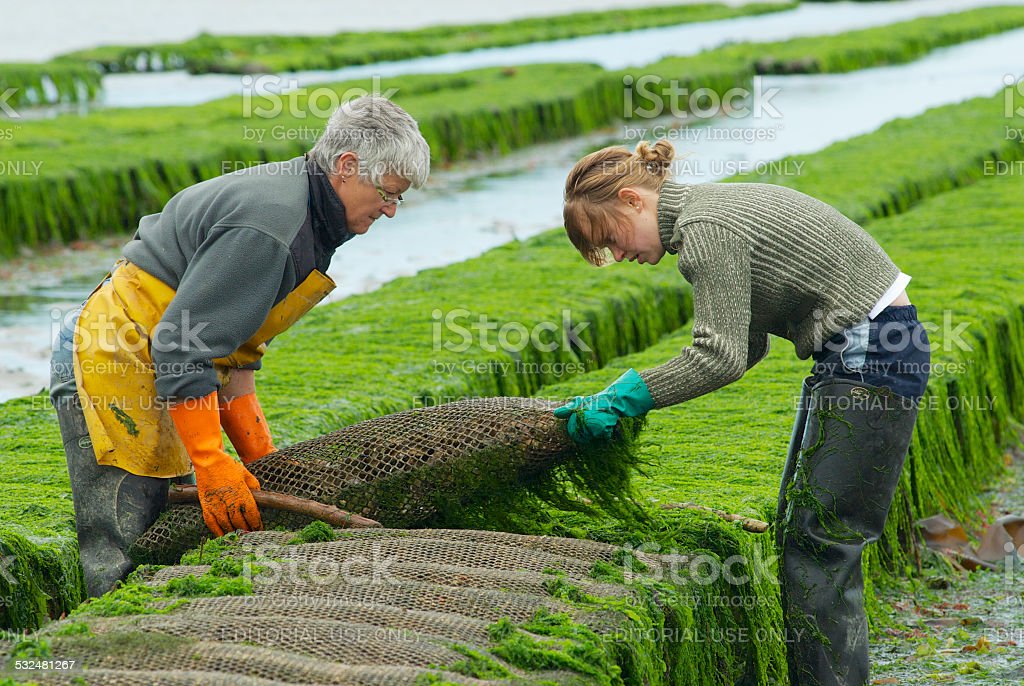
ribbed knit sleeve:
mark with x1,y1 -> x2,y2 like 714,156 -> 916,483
639,221 -> 754,408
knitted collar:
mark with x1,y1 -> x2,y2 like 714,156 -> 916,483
656,180 -> 694,255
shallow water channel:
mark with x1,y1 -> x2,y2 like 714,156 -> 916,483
19,0 -> 1023,111
0,27 -> 1022,401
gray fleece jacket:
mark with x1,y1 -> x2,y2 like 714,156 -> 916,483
122,154 -> 352,400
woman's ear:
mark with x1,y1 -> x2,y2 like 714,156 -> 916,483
617,187 -> 642,212
333,151 -> 359,178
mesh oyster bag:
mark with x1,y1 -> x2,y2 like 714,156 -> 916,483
0,529 -> 688,686
130,397 -> 644,565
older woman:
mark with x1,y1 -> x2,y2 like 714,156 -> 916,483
49,95 -> 431,596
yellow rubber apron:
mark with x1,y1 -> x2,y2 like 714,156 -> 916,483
73,260 -> 335,478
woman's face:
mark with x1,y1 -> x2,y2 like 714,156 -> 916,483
601,186 -> 666,265
331,152 -> 411,235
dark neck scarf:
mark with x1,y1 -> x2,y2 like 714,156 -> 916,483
305,154 -> 354,256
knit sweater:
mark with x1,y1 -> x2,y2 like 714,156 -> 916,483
638,180 -> 900,409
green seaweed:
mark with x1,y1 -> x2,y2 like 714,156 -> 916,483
69,582 -> 171,618
8,636 -> 50,661
106,403 -> 138,437
444,644 -> 513,679
69,537 -> 255,618
0,81 -> 1019,632
3,8 -> 1024,255
490,611 -> 621,684
0,63 -> 1020,686
0,62 -> 101,109
161,573 -> 251,598
177,531 -> 244,565
207,556 -> 243,577
0,526 -> 83,632
389,414 -> 650,531
48,622 -> 91,638
541,573 -> 668,685
57,3 -> 792,75
285,520 -> 336,545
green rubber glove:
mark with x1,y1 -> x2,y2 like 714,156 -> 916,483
553,368 -> 655,444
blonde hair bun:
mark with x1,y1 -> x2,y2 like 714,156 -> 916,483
634,139 -> 674,178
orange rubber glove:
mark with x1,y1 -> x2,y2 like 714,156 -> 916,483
168,390 -> 263,537
219,392 -> 277,465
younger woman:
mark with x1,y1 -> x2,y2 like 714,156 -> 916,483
554,140 -> 930,685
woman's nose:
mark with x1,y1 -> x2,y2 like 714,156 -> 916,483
381,204 -> 398,219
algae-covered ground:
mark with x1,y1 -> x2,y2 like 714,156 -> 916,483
0,84 -> 1021,686
0,48 -> 1023,686
0,524 -> 783,685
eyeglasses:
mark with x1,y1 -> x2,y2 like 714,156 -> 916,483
376,186 -> 404,208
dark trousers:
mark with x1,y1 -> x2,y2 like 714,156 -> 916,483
777,305 -> 930,685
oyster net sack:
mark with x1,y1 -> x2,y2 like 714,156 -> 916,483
131,397 -> 645,565
0,529 -> 689,685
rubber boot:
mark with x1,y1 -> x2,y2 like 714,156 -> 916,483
775,375 -> 813,683
50,349 -> 169,598
777,376 -> 814,532
778,378 -> 918,685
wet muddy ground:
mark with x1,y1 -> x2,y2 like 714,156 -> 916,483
870,444 -> 1024,684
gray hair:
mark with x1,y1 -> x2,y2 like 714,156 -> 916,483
310,95 -> 431,188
